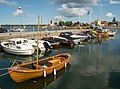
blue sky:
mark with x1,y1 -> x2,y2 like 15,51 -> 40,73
0,0 -> 120,24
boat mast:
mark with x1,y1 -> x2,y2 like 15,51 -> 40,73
36,16 -> 41,69
45,19 -> 49,37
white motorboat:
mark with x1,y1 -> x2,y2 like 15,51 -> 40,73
102,29 -> 117,37
59,32 -> 88,44
70,34 -> 88,41
28,39 -> 52,53
1,38 -> 35,55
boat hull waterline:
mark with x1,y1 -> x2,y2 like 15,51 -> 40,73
2,46 -> 34,55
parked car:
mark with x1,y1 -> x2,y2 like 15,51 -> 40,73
0,28 -> 7,33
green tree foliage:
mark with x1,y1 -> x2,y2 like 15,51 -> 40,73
59,21 -> 64,26
54,22 -> 57,25
65,21 -> 73,26
58,21 -> 73,26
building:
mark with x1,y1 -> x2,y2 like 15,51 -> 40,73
101,21 -> 108,27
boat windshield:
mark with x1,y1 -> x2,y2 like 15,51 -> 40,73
16,41 -> 22,44
23,40 -> 28,43
9,41 -> 15,45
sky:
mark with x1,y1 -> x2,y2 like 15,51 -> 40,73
0,0 -> 120,24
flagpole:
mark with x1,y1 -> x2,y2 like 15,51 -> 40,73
89,9 -> 91,23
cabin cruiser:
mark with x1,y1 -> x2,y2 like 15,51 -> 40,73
1,38 -> 35,55
51,36 -> 75,48
102,29 -> 117,37
92,26 -> 117,37
1,38 -> 52,55
59,32 -> 88,44
41,37 -> 60,49
42,36 -> 75,48
28,39 -> 52,53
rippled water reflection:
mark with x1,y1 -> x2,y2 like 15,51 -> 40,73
0,29 -> 120,89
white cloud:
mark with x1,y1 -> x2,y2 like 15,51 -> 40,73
50,0 -> 98,6
106,13 -> 115,17
58,4 -> 90,18
110,0 -> 120,4
13,7 -> 23,16
54,15 -> 65,20
48,0 -> 97,18
0,0 -> 17,6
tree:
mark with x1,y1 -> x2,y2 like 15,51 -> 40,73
54,22 -> 57,25
65,21 -> 73,26
59,21 -> 64,26
112,17 -> 116,22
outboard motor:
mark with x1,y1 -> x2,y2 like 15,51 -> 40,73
43,42 -> 52,53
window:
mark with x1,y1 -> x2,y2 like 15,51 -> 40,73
16,41 -> 22,44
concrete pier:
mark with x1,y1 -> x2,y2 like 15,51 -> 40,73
0,29 -> 84,41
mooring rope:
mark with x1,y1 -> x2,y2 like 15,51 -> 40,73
10,60 -> 16,68
0,60 -> 16,77
0,68 -> 10,71
0,72 -> 9,77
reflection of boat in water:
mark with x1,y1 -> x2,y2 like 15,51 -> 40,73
15,64 -> 70,89
0,52 -> 35,63
8,53 -> 71,82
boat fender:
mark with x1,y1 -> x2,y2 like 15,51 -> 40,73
43,70 -> 46,77
12,67 -> 18,69
59,61 -> 61,63
53,69 -> 56,75
65,62 -> 67,68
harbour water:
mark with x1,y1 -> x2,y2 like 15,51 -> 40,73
0,28 -> 120,89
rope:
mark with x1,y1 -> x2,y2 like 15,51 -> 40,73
11,60 -> 16,68
0,68 -> 10,71
0,60 -> 16,76
0,72 -> 9,77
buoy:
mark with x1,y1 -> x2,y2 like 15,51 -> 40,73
43,70 -> 46,77
53,69 -> 56,75
65,62 -> 67,68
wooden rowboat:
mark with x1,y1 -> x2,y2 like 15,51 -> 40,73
8,53 -> 71,83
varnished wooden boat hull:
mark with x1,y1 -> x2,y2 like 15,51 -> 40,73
9,53 -> 71,82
